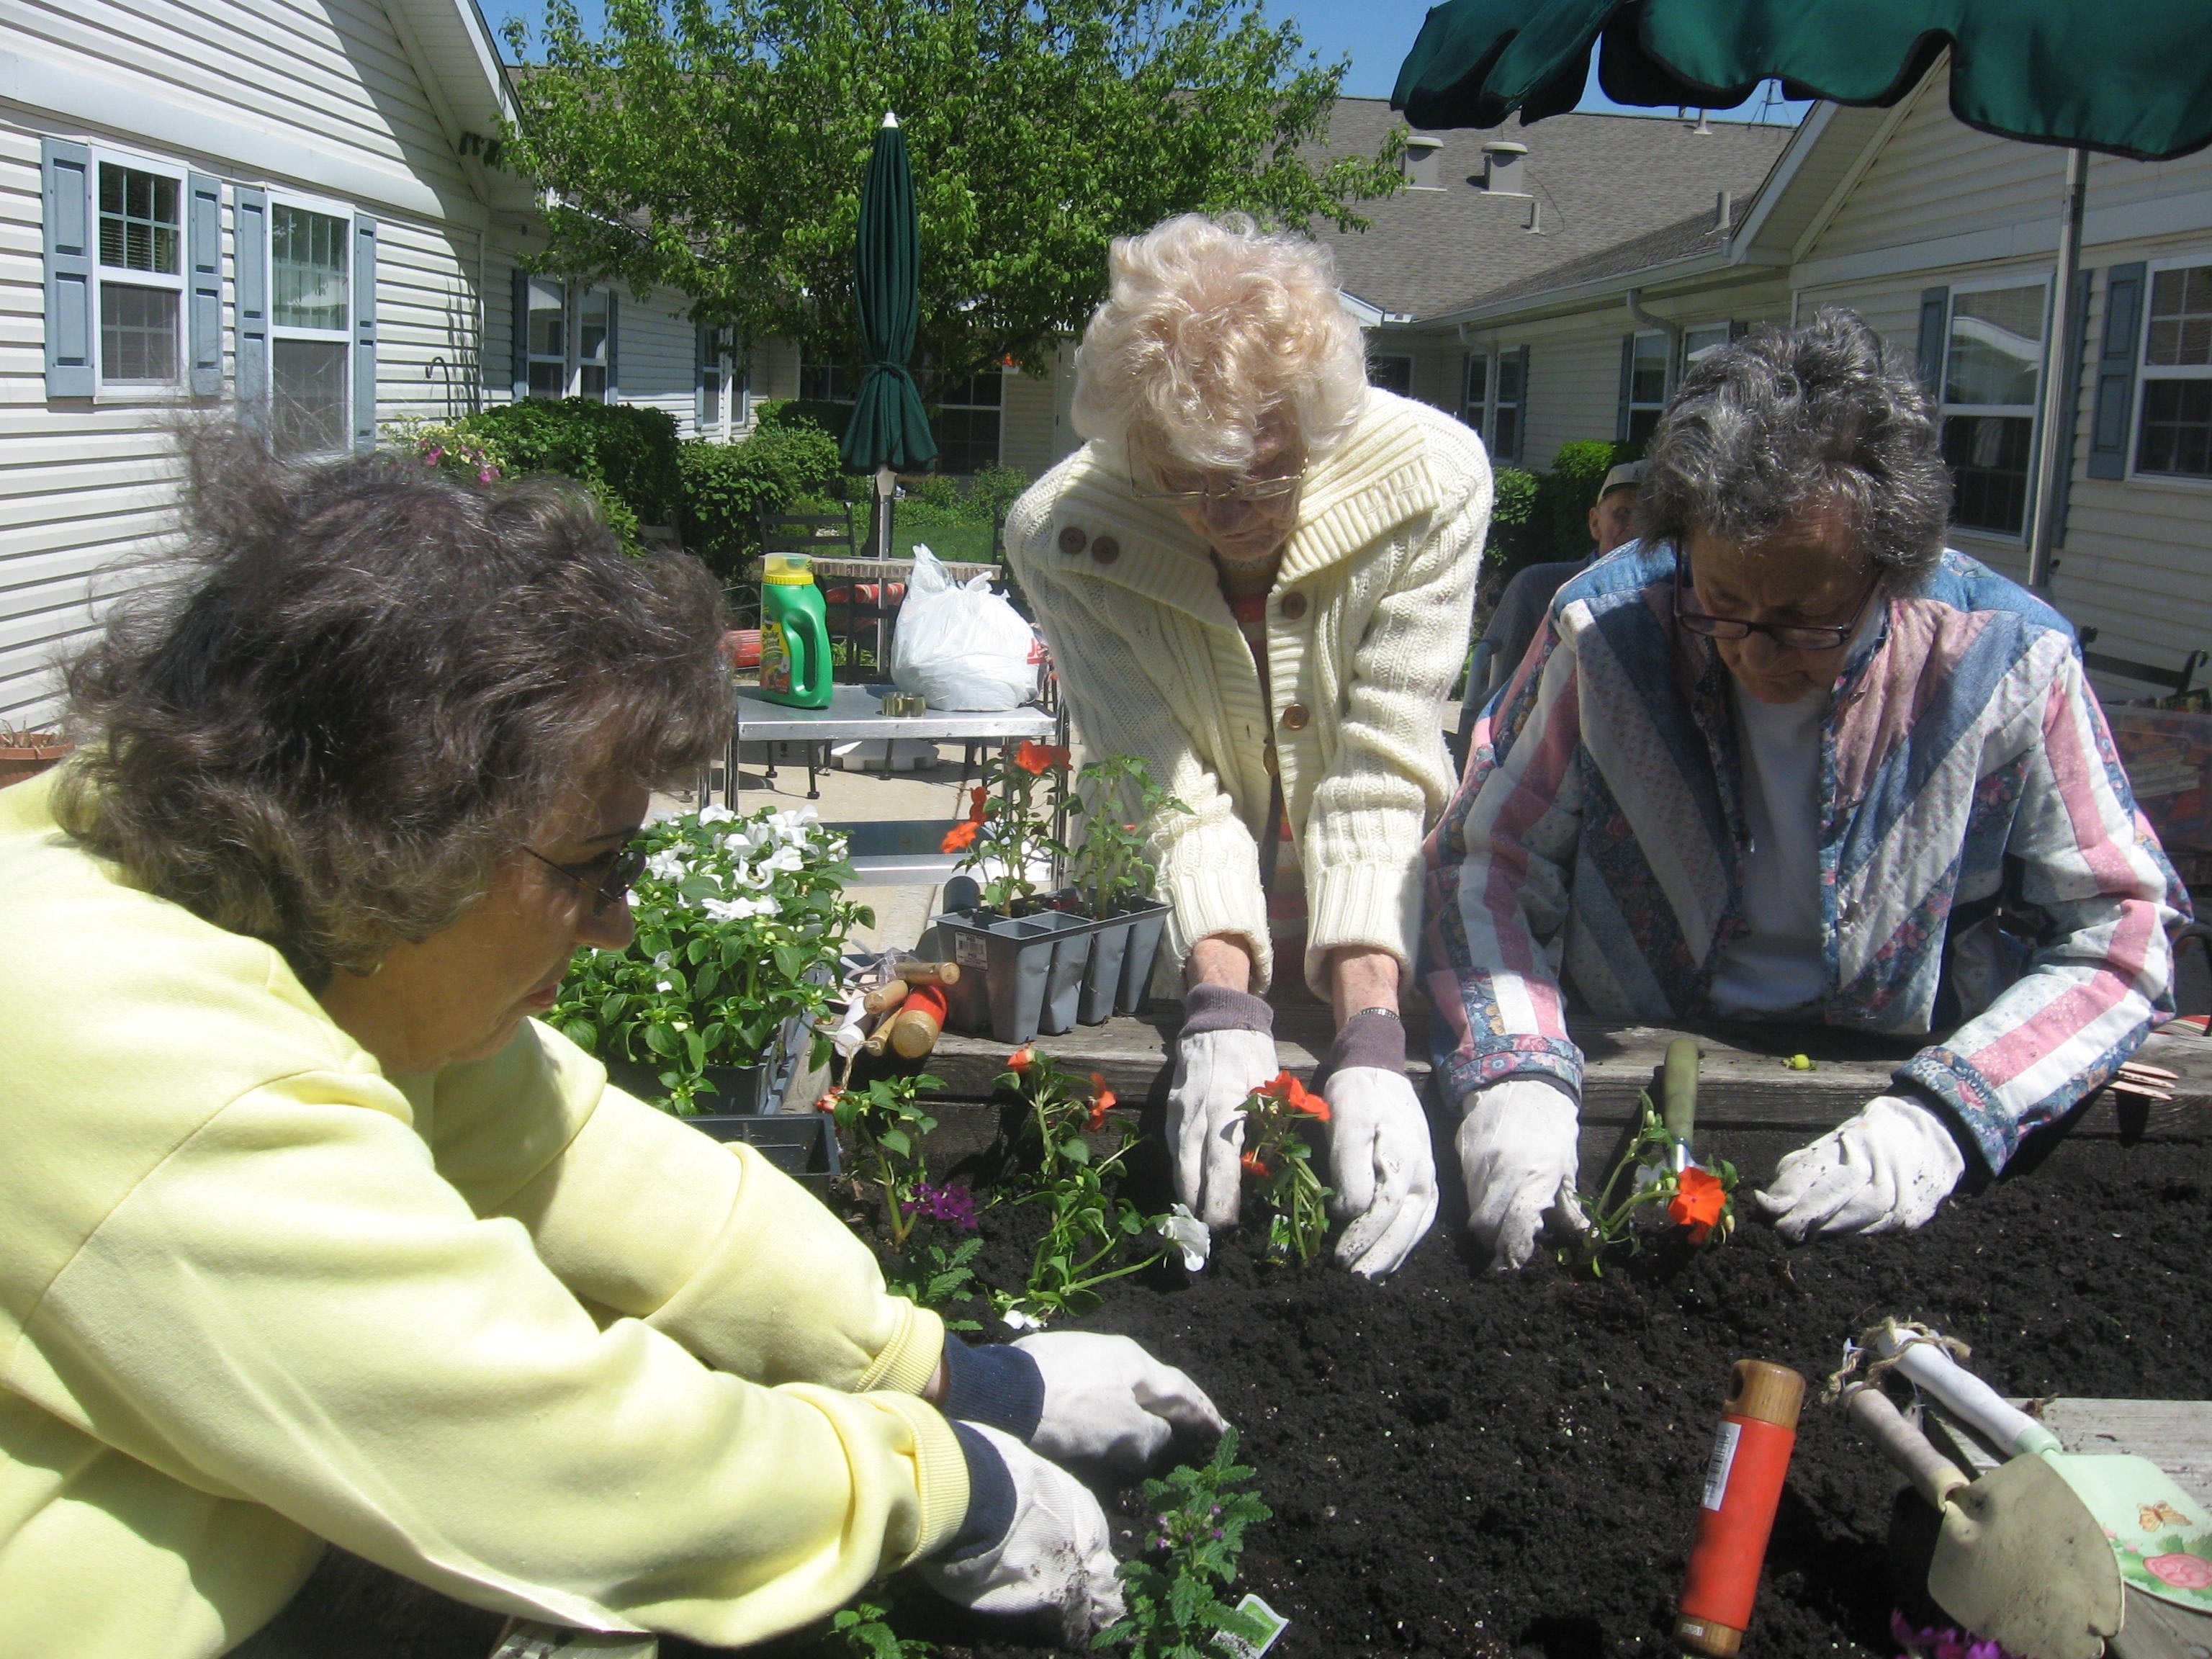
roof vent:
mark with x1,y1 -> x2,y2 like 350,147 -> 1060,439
1715,189 -> 1732,230
1403,134 -> 1445,191
1483,140 -> 1529,197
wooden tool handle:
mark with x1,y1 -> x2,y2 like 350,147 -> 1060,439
862,979 -> 910,1016
887,1007 -> 942,1058
1872,1326 -> 2056,1457
863,1022 -> 894,1056
1843,1385 -> 1968,1511
894,960 -> 960,987
1662,1035 -> 1701,1146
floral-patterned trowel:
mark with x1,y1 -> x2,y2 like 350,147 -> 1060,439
1874,1324 -> 2212,1619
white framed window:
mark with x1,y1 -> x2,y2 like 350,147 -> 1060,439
1683,323 -> 1735,370
524,276 -> 567,398
92,147 -> 187,389
1366,353 -> 1413,396
1460,352 -> 1487,435
1624,330 -> 1669,442
1940,276 -> 2049,536
799,352 -> 857,405
577,286 -> 612,402
2136,258 -> 2212,480
266,193 -> 351,457
1491,349 -> 1524,464
930,366 -> 1002,475
698,325 -> 749,439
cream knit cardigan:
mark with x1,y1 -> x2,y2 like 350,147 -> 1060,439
1006,390 -> 1491,996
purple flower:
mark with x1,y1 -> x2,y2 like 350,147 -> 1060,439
908,1182 -> 979,1231
1890,1611 -> 2014,1659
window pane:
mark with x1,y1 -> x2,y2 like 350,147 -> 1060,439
1496,352 -> 1523,404
99,283 -> 179,381
1627,405 -> 1663,443
1946,285 -> 2044,408
97,163 -> 180,274
1943,413 -> 2033,534
526,277 -> 565,365
578,289 -> 610,365
2146,266 -> 2212,368
271,206 -> 349,331
1491,405 -> 1519,462
1630,333 -> 1669,405
2138,379 -> 2212,477
932,405 -> 1002,475
579,363 -> 607,402
527,361 -> 566,400
800,357 -> 855,403
1366,355 -> 1413,395
272,339 -> 349,456
1684,324 -> 1732,367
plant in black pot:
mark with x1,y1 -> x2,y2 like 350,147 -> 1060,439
551,804 -> 871,1150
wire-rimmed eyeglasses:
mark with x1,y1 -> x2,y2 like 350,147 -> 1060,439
1673,562 -> 1879,652
523,842 -> 648,915
1129,467 -> 1307,509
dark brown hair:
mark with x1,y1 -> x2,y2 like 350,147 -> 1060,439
59,423 -> 729,986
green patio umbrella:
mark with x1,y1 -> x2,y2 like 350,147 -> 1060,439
1391,0 -> 2212,586
843,112 -> 936,558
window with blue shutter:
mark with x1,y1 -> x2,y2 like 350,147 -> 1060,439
351,215 -> 377,451
2050,268 -> 2093,542
41,139 -> 94,398
233,186 -> 269,427
188,172 -> 222,397
2088,262 -> 2146,480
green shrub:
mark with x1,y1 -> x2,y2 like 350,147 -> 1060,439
1542,439 -> 1643,562
463,399 -> 683,531
756,397 -> 853,443
966,463 -> 1030,523
678,420 -> 847,582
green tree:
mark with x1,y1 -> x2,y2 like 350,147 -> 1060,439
502,0 -> 1403,389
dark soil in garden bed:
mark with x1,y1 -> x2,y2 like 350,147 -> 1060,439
254,1117 -> 2212,1659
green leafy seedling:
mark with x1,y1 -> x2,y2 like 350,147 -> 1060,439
1097,1427 -> 1274,1659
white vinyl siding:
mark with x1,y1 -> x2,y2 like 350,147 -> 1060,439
999,359 -> 1063,480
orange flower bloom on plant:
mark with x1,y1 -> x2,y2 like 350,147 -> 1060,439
1241,1151 -> 1269,1179
1086,1074 -> 1117,1130
941,819 -> 979,853
1006,1046 -> 1035,1073
1259,1070 -> 1329,1123
968,786 -> 990,822
1668,1166 -> 1728,1244
1012,740 -> 1071,775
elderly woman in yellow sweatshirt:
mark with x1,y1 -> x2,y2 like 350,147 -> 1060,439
1007,214 -> 1493,1278
0,430 -> 1220,1659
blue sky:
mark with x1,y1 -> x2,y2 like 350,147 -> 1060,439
485,0 -> 1809,125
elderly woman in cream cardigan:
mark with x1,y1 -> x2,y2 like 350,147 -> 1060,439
1005,213 -> 1493,1277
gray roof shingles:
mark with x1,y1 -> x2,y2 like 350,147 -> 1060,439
1298,98 -> 1794,321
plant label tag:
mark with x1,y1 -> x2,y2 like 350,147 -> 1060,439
488,1620 -> 658,1659
1701,1420 -> 1743,1511
951,932 -> 989,968
1215,1593 -> 1290,1659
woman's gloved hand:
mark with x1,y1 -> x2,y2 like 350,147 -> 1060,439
1166,984 -> 1279,1228
1323,1068 -> 1438,1277
1456,1078 -> 1583,1270
1755,1093 -> 1966,1241
917,1424 -> 1124,1644
1012,1332 -> 1226,1470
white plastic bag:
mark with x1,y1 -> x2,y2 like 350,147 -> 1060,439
891,544 -> 1039,711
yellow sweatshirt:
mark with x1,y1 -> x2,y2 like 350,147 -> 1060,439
0,769 -> 965,1658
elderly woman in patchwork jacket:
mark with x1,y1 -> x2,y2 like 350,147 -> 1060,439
1429,309 -> 2186,1270
1006,213 -> 1492,1278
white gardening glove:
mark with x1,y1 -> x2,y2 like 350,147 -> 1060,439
1323,1068 -> 1439,1278
1457,1077 -> 1583,1270
1012,1332 -> 1227,1472
1755,1093 -> 1966,1241
1167,986 -> 1280,1228
915,1424 -> 1124,1644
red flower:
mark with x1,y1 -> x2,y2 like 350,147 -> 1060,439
941,819 -> 979,853
1013,740 -> 1071,775
2148,1554 -> 2212,1591
1668,1166 -> 1729,1244
968,786 -> 990,822
1087,1087 -> 1117,1130
1241,1151 -> 1269,1179
1259,1069 -> 1329,1123
1007,1046 -> 1035,1074
814,1088 -> 844,1115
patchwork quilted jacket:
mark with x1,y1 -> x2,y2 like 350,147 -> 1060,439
1422,539 -> 2188,1172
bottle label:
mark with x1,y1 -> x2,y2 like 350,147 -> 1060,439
760,619 -> 790,693
1701,1420 -> 1742,1511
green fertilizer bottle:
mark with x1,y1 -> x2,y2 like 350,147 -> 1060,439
756,554 -> 833,708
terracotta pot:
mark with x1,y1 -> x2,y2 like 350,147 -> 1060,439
0,737 -> 71,791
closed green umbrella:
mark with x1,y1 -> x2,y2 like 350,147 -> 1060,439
844,112 -> 936,557
1391,0 -> 2212,586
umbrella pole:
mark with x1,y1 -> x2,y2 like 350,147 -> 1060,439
2027,146 -> 2090,593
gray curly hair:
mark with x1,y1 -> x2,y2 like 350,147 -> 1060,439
58,423 -> 729,988
1640,308 -> 1953,590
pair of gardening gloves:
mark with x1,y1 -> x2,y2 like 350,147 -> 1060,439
1455,1079 -> 1969,1269
917,1331 -> 1226,1641
1166,985 -> 1440,1278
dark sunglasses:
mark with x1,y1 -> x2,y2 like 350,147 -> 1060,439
1673,562 -> 1879,652
523,842 -> 648,915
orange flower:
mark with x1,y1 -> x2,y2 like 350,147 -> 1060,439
1259,1069 -> 1328,1121
1086,1082 -> 1117,1130
1013,740 -> 1071,775
1668,1166 -> 1729,1244
814,1088 -> 844,1115
1241,1151 -> 1269,1179
941,819 -> 979,853
968,786 -> 990,822
1007,1046 -> 1035,1073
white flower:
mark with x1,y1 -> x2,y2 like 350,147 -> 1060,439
760,844 -> 805,875
652,950 -> 673,968
655,979 -> 673,992
701,894 -> 778,922
696,804 -> 735,825
645,849 -> 690,882
1155,1204 -> 1212,1272
1000,1305 -> 1046,1333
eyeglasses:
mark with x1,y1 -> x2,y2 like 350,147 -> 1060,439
1673,564 -> 1880,652
1130,466 -> 1307,509
523,842 -> 648,916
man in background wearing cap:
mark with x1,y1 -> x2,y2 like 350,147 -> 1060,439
1464,461 -> 1644,715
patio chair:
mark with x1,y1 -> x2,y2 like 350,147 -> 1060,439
2077,627 -> 2208,701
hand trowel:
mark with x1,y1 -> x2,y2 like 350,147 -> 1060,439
1845,1381 -> 2123,1659
1873,1324 -> 2212,1624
